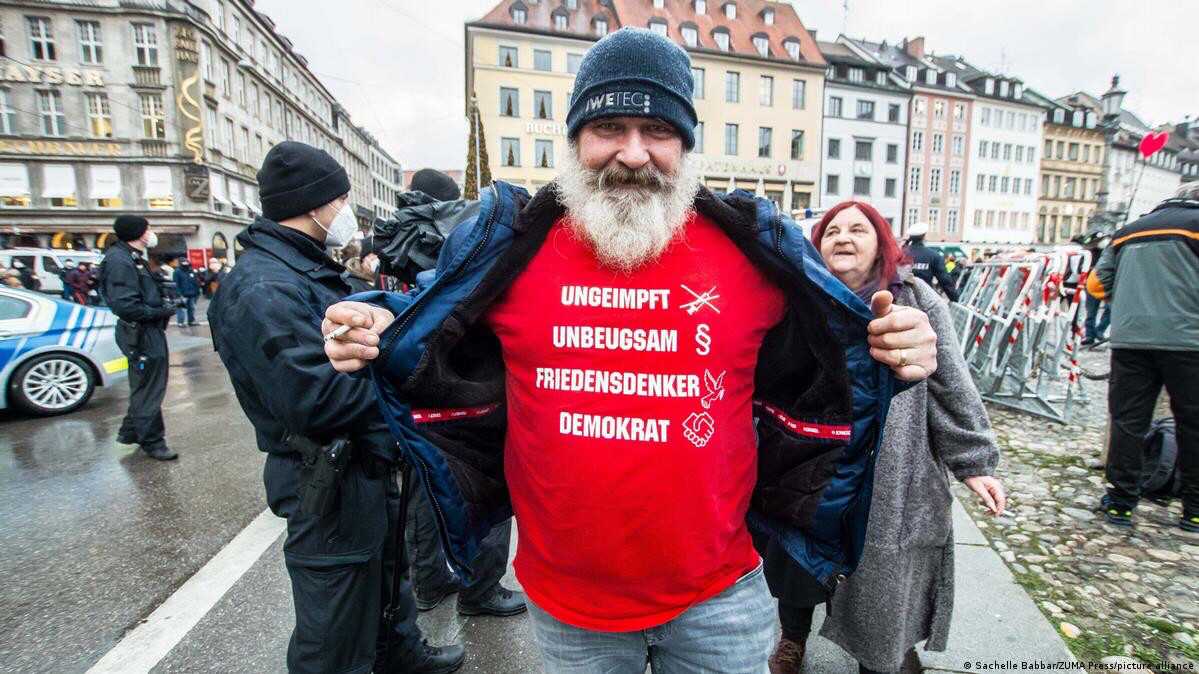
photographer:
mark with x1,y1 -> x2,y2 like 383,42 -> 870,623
99,215 -> 178,461
208,142 -> 462,673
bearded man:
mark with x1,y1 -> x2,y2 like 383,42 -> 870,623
324,28 -> 938,672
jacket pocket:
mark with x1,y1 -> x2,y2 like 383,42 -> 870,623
899,447 -> 953,548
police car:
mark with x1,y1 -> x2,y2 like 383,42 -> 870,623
0,287 -> 127,416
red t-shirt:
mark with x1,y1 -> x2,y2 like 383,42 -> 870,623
484,212 -> 786,631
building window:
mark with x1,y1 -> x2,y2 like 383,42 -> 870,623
239,126 -> 250,162
827,138 -> 840,159
909,167 -> 921,193
827,96 -> 842,117
501,138 -> 520,167
533,90 -> 552,119
724,2 -> 736,18
567,53 -> 583,74
499,45 -> 518,68
931,133 -> 943,154
887,104 -> 901,123
713,30 -> 730,52
0,91 -> 16,134
854,140 -> 872,161
954,102 -> 966,119
648,20 -> 667,36
826,174 -> 840,195
784,40 -> 800,61
933,99 -> 945,118
949,169 -> 960,195
224,117 -> 234,153
221,59 -> 231,98
595,18 -> 609,36
757,127 -> 772,158
682,25 -> 697,46
692,67 -> 705,99
856,100 -> 875,120
790,130 -> 804,160
694,121 -> 704,153
133,23 -> 158,66
884,178 -> 896,198
926,208 -> 940,231
991,143 -> 1000,160
1068,142 -> 1080,161
236,71 -> 246,107
929,168 -> 942,193
952,135 -> 963,156
654,0 -> 665,7
77,20 -> 103,64
848,67 -> 864,83
512,7 -> 527,24
1026,178 -> 1034,196
724,123 -> 738,155
947,209 -> 959,233
990,175 -> 999,192
1015,145 -> 1025,162
759,76 -> 773,106
28,17 -> 56,61
533,49 -> 551,71
725,71 -> 739,103
1003,143 -> 1012,160
87,93 -> 112,138
500,87 -> 519,116
911,131 -> 923,152
37,90 -> 65,136
853,176 -> 870,196
792,80 -> 806,109
696,0 -> 707,14
753,36 -> 769,57
980,174 -> 988,191
886,144 -> 898,163
535,139 -> 553,168
1064,177 -> 1076,198
913,97 -> 926,116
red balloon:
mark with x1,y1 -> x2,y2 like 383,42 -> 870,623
1139,131 -> 1169,159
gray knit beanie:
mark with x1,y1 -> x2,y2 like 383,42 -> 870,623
566,28 -> 697,149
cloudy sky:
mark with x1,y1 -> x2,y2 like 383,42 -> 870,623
255,0 -> 1198,172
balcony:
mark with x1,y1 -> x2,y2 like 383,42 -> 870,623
139,139 -> 170,158
132,65 -> 162,87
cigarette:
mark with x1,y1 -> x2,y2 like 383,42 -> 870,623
323,324 -> 352,342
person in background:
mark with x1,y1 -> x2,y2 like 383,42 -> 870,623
172,258 -> 201,326
2,269 -> 23,288
340,240 -> 377,294
1082,234 -> 1112,346
762,200 -> 1004,674
202,258 -> 227,299
903,222 -> 958,302
59,260 -> 76,301
14,259 -> 40,292
1089,182 -> 1199,532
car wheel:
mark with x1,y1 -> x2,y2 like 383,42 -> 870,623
9,353 -> 95,416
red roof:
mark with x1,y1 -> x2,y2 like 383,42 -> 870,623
473,0 -> 825,67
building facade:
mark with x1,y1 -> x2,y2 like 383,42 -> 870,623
1032,95 -> 1103,244
369,143 -> 402,221
843,38 -> 974,242
817,39 -> 910,231
466,0 -> 828,213
0,0 -> 398,263
943,58 -> 1044,246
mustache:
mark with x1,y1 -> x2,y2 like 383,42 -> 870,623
595,162 -> 668,190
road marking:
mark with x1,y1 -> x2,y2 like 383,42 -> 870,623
86,508 -> 285,674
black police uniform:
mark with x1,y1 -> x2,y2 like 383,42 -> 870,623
906,238 -> 960,302
100,241 -> 175,456
208,219 -> 427,673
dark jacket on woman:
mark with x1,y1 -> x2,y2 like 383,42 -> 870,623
762,271 -> 999,671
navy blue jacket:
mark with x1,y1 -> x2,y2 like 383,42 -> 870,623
172,266 -> 201,298
905,240 -> 959,302
357,182 -> 899,589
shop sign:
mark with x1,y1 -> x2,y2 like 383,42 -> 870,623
0,139 -> 123,157
183,165 -> 210,202
0,61 -> 104,87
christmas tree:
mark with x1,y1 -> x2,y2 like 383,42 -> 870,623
464,96 -> 492,200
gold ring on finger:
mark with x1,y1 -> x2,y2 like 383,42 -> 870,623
898,348 -> 908,367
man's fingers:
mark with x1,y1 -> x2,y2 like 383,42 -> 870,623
869,290 -> 893,318
325,339 -> 379,365
324,301 -> 377,331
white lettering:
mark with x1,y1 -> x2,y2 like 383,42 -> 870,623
559,285 -> 670,310
551,326 -> 677,352
695,323 -> 711,355
560,411 -> 670,443
536,367 -> 700,398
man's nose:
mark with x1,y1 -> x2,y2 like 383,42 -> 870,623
615,131 -> 651,169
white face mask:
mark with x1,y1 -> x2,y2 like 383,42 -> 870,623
313,203 -> 357,249
143,231 -> 159,249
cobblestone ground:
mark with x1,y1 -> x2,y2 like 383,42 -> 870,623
956,345 -> 1199,672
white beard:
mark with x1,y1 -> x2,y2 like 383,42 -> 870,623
556,149 -> 701,274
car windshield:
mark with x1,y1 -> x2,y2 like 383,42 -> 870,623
0,295 -> 32,320
42,256 -> 61,275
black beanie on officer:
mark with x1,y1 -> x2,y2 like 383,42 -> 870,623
257,141 -> 351,222
113,214 -> 149,242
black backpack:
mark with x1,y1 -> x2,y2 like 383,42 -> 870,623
1141,417 -> 1181,501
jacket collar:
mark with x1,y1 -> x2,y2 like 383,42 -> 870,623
237,217 -> 344,278
1152,197 -> 1199,213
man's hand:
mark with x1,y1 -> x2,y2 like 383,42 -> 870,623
322,301 -> 395,372
867,291 -> 938,382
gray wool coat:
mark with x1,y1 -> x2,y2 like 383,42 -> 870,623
817,274 -> 1000,672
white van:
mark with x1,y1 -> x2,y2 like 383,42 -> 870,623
0,248 -> 104,295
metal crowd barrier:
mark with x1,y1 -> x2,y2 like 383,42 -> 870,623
948,250 -> 1092,424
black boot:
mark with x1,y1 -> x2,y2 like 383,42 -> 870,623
414,574 -> 462,611
456,584 -> 527,617
143,445 -> 178,461
396,640 -> 465,674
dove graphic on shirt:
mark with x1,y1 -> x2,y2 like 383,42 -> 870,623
701,369 -> 725,410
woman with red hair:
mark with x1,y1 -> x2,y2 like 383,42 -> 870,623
760,201 -> 1007,674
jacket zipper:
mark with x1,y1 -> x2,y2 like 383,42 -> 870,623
832,424 -> 879,589
412,452 -> 473,575
377,184 -> 500,364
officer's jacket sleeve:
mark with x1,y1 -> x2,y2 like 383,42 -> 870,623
102,256 -> 174,323
219,280 -> 383,437
931,254 -> 960,303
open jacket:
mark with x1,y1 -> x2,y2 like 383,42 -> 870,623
356,181 -> 901,590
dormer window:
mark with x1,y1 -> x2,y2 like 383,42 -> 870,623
984,77 -> 994,94
999,80 -> 1010,97
826,66 -> 835,78
783,39 -> 800,61
594,15 -> 609,35
1053,108 -> 1065,124
649,18 -> 667,36
875,71 -> 887,85
752,34 -> 769,57
511,2 -> 527,24
653,0 -> 664,8
713,28 -> 730,51
945,72 -> 956,87
695,0 -> 706,14
1072,110 -> 1083,127
848,67 -> 864,83
723,2 -> 736,19
1013,83 -> 1023,98
905,65 -> 917,82
565,0 -> 577,7
924,69 -> 936,85
553,9 -> 569,29
762,8 -> 774,24
681,24 -> 698,47
1085,111 -> 1096,128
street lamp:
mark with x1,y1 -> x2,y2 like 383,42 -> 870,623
1090,75 -> 1127,236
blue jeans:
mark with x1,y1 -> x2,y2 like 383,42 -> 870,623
526,563 -> 774,674
1084,293 -> 1110,341
176,296 -> 196,325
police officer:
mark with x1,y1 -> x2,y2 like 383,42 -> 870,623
208,142 -> 463,674
100,215 -> 177,461
904,221 -> 960,302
